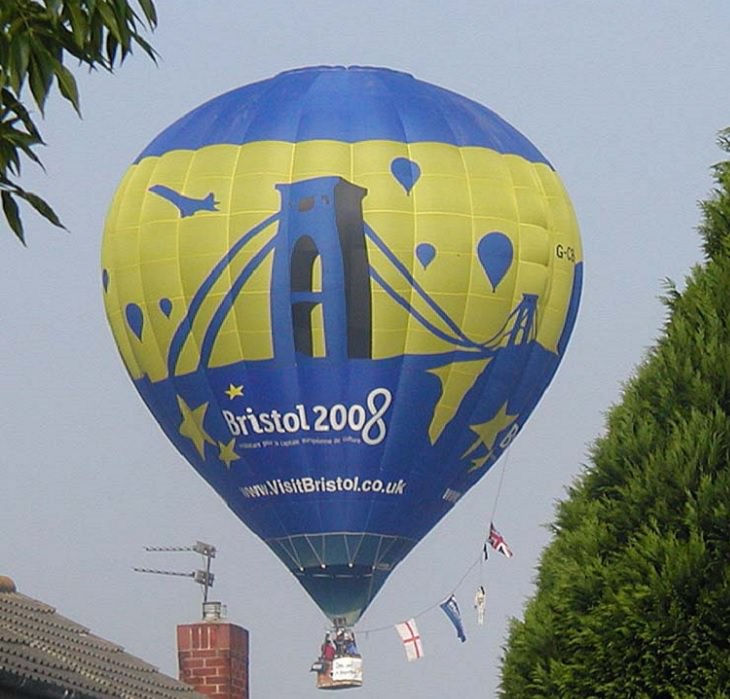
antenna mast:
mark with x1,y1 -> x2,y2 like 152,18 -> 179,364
134,540 -> 224,619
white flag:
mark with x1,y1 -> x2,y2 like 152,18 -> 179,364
474,585 -> 486,626
394,619 -> 424,661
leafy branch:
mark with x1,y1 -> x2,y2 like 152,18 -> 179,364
0,0 -> 157,243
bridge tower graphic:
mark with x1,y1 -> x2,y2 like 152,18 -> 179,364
271,177 -> 373,362
506,293 -> 538,346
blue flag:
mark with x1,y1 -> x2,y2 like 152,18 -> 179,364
440,595 -> 466,642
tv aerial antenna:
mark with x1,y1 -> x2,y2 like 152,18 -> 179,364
134,541 -> 225,619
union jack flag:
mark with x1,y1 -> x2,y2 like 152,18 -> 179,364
485,522 -> 513,558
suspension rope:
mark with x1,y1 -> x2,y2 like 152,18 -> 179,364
490,447 -> 511,523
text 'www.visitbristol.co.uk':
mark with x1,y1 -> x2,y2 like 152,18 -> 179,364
240,476 -> 407,499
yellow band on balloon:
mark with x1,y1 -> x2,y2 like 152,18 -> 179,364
102,140 -> 580,383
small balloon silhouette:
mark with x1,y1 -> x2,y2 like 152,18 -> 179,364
478,232 -> 514,291
391,157 -> 421,194
125,303 -> 144,340
416,243 -> 436,269
159,298 -> 173,317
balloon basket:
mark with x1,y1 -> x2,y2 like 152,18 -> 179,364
314,656 -> 363,690
312,626 -> 363,690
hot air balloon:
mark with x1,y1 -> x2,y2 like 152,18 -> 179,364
101,66 -> 581,686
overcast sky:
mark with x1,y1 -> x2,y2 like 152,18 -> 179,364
2,3 -> 730,697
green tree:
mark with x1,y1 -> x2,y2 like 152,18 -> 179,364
500,129 -> 730,699
0,0 -> 157,243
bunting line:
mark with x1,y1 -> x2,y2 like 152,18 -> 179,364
355,447 -> 516,638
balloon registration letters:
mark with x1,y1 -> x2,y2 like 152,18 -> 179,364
102,66 -> 582,625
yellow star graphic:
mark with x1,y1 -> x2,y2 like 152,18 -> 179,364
469,451 -> 495,473
177,396 -> 215,457
218,439 -> 240,469
224,384 -> 244,399
463,402 -> 519,472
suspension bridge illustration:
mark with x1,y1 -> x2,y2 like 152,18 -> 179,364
141,173 -> 538,379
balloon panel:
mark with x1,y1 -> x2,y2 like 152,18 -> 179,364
102,67 -> 582,623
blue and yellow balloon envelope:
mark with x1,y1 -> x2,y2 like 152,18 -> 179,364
102,66 -> 582,623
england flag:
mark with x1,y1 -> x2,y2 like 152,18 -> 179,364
394,619 -> 424,661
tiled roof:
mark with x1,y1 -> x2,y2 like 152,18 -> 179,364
0,577 -> 206,699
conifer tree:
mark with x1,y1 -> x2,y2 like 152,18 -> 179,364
500,129 -> 730,699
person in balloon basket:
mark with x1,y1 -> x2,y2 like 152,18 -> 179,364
344,632 -> 360,657
334,630 -> 346,656
320,634 -> 336,675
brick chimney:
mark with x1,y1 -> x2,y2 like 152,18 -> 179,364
177,607 -> 249,699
